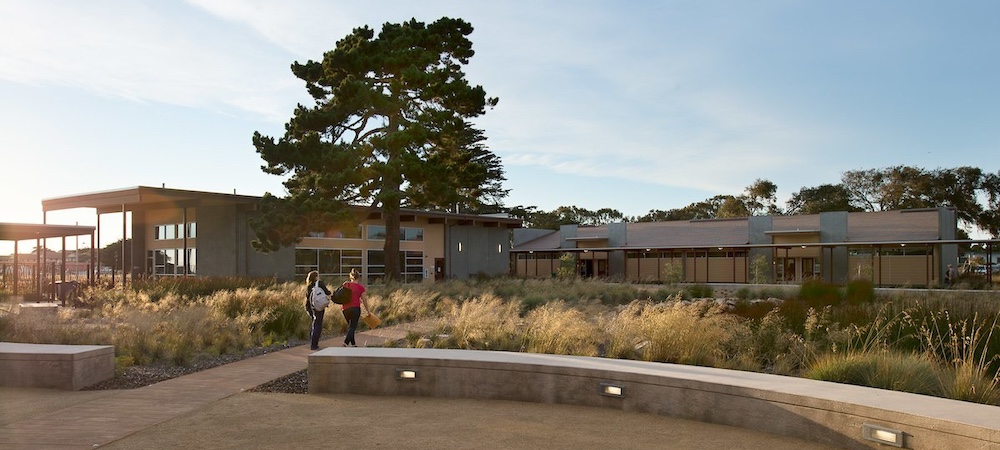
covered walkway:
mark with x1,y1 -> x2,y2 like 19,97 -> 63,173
0,222 -> 95,303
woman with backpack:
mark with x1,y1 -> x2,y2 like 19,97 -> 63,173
305,270 -> 331,350
340,268 -> 370,347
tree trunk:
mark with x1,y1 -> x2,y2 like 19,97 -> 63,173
383,202 -> 401,283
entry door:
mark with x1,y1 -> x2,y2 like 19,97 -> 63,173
782,258 -> 796,283
802,258 -> 817,281
434,258 -> 445,281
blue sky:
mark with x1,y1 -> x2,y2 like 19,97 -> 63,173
2,0 -> 999,254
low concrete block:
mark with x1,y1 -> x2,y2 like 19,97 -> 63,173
309,348 -> 1000,449
0,342 -> 114,390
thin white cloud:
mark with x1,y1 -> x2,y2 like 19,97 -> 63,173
0,1 -> 302,121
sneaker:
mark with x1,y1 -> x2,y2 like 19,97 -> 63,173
310,346 -> 319,350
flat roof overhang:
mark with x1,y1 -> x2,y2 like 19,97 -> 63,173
0,223 -> 96,241
764,229 -> 821,236
512,239 -> 1000,253
42,186 -> 261,214
566,236 -> 607,242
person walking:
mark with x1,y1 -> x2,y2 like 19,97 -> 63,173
945,264 -> 957,288
305,270 -> 331,350
341,268 -> 371,347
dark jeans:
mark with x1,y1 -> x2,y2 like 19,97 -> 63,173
309,309 -> 325,350
343,306 -> 361,345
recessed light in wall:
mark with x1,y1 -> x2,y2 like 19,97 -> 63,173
599,382 -> 625,398
396,369 -> 418,380
862,423 -> 903,447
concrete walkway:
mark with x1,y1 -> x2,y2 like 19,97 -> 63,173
0,321 -> 834,450
0,322 -> 432,449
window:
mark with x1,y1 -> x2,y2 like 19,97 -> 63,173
295,248 -> 362,278
147,248 -> 194,276
402,227 -> 423,241
367,225 -> 387,240
186,248 -> 196,275
307,225 -> 362,239
367,250 -> 424,283
366,225 -> 423,241
154,222 -> 196,240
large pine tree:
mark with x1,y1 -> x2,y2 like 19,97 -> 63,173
251,17 -> 504,281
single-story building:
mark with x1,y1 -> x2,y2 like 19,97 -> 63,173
39,186 -> 521,285
512,208 -> 998,288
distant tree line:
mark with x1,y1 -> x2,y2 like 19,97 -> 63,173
506,166 -> 1000,238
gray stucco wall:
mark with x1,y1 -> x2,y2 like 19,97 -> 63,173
513,228 -> 555,247
559,225 -> 578,249
607,222 -> 627,279
747,216 -> 773,282
196,205 -> 294,280
819,211 -> 848,284
447,226 -> 511,279
938,207 -> 959,277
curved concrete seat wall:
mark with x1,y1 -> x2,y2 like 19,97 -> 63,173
309,348 -> 1000,449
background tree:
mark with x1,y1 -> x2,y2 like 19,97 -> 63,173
785,184 -> 859,215
743,178 -> 780,215
517,205 -> 626,229
841,168 -> 886,211
716,196 -> 750,218
841,165 -> 985,232
980,171 -> 1000,237
252,17 -> 502,281
99,239 -> 132,272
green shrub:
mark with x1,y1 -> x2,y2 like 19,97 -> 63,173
798,280 -> 841,306
557,253 -> 576,279
844,279 -> 875,305
804,350 -> 941,396
749,254 -> 771,284
661,262 -> 683,285
519,294 -> 547,313
686,284 -> 714,299
724,308 -> 808,375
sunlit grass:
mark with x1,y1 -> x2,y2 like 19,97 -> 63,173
2,276 -> 999,405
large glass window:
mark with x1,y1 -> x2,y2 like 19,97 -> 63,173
367,250 -> 423,283
147,248 -> 194,276
295,248 -> 363,278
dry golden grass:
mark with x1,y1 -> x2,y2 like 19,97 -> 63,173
523,301 -> 602,356
4,277 -> 999,405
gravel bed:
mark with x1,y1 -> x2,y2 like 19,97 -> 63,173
82,339 -> 311,394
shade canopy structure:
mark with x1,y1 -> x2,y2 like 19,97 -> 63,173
0,223 -> 96,241
0,222 -> 96,301
41,186 -> 262,215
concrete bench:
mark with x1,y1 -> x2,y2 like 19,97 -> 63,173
309,348 -> 1000,449
0,342 -> 114,390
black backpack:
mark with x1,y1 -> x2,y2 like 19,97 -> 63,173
331,283 -> 352,305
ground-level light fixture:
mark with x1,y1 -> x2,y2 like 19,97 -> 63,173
599,382 -> 625,398
862,423 -> 903,447
396,369 -> 418,380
